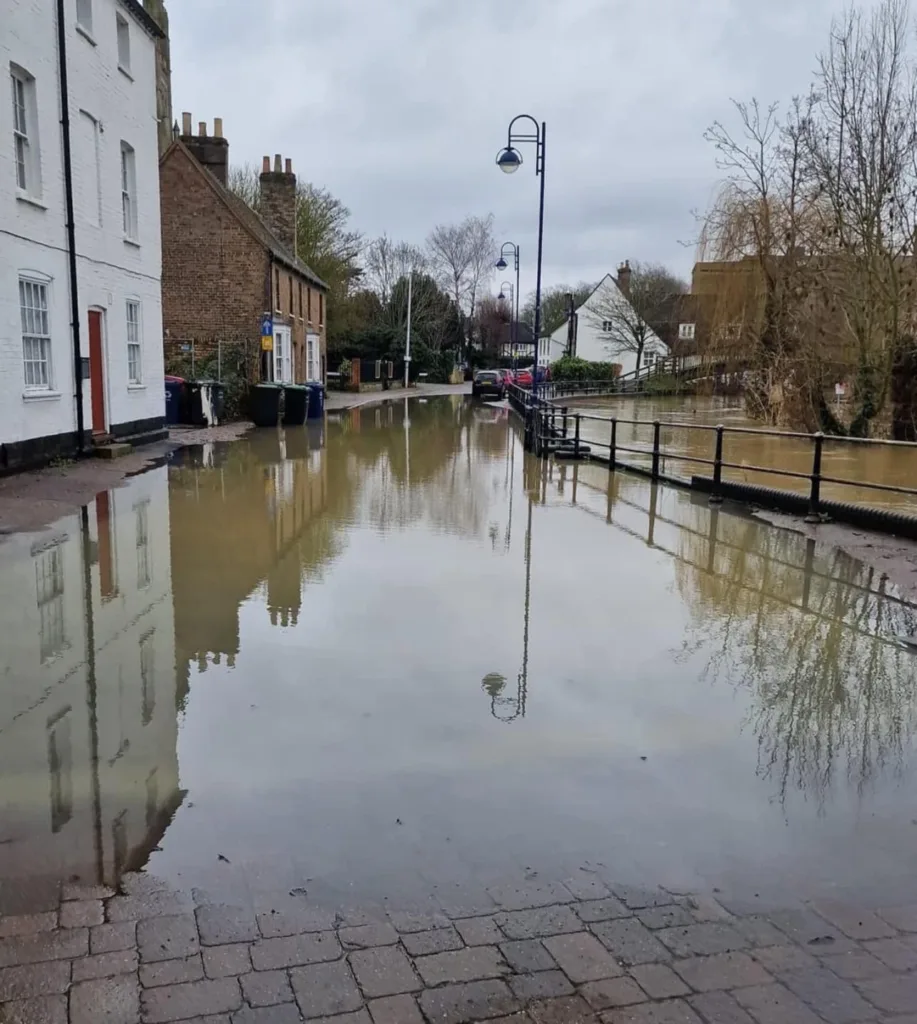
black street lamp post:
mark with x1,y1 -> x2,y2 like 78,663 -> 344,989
498,281 -> 514,363
496,116 -> 546,399
496,242 -> 520,372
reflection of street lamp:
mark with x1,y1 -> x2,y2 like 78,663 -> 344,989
482,490 -> 534,722
496,242 -> 520,369
498,282 -> 514,361
496,117 -> 546,398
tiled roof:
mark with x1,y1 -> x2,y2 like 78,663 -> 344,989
163,141 -> 328,290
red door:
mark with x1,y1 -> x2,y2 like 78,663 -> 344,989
88,310 -> 106,434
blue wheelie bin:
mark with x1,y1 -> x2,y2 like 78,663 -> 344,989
306,382 -> 325,420
164,376 -> 187,424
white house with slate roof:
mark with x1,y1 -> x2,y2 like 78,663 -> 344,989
539,265 -> 668,377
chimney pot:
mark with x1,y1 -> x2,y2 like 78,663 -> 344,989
199,121 -> 207,137
213,117 -> 223,139
285,158 -> 292,174
262,156 -> 271,173
274,154 -> 282,173
261,152 -> 297,251
181,111 -> 192,135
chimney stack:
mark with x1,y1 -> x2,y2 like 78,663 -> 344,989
260,153 -> 297,253
179,112 -> 229,186
616,260 -> 632,297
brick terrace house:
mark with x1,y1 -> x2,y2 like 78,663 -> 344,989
159,115 -> 327,385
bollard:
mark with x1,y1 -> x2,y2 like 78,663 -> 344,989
652,420 -> 661,480
574,414 -> 581,459
709,425 -> 725,504
609,418 -> 617,469
806,432 -> 824,521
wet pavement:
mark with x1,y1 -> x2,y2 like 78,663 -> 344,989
3,394 -> 917,1018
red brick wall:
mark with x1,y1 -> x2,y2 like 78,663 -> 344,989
160,147 -> 268,348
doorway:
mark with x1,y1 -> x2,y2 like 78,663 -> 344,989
87,309 -> 107,434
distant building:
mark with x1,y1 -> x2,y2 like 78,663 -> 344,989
540,264 -> 667,375
1,0 -> 167,472
159,117 -> 328,386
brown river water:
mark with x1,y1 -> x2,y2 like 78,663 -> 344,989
1,395 -> 917,913
561,394 -> 917,513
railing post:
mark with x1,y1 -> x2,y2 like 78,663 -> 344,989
806,432 -> 824,522
609,417 -> 617,469
652,420 -> 661,480
562,406 -> 569,439
574,414 -> 581,459
709,424 -> 724,504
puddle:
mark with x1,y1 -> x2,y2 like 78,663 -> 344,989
2,395 -> 917,910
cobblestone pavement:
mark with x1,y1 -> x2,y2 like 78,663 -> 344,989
2,871 -> 916,1022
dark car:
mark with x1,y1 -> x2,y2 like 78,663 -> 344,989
472,370 -> 505,399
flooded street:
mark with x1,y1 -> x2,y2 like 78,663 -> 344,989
567,394 -> 917,512
3,395 -> 917,916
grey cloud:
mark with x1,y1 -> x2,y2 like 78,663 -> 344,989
170,0 -> 887,292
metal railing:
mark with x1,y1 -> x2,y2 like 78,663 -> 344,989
505,382 -> 917,537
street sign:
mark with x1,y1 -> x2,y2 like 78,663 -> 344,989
261,313 -> 273,337
261,334 -> 273,352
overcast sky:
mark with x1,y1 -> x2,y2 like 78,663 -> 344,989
170,0 -> 882,299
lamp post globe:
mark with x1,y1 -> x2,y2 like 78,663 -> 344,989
495,257 -> 507,270
496,147 -> 522,173
498,292 -> 505,301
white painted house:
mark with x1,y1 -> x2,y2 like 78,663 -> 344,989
539,268 -> 667,377
1,0 -> 166,473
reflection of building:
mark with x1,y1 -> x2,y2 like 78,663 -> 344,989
0,468 -> 181,902
168,431 -> 334,689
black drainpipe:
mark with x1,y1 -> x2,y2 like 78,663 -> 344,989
56,0 -> 85,453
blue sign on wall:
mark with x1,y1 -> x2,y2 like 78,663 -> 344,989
261,314 -> 273,337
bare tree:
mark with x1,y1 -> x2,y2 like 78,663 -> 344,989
804,0 -> 917,435
426,214 -> 495,354
585,262 -> 687,372
363,235 -> 428,305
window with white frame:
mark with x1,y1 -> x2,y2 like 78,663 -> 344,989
126,299 -> 142,383
306,333 -> 320,382
116,14 -> 130,72
273,327 -> 292,383
35,544 -> 65,663
20,277 -> 52,390
601,320 -> 613,332
10,65 -> 41,197
120,141 -> 137,240
76,0 -> 93,34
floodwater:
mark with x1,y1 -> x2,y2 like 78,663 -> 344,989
563,393 -> 917,512
2,395 -> 917,914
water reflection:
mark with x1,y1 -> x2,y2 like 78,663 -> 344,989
560,461 -> 917,811
3,399 -> 917,907
0,467 -> 181,910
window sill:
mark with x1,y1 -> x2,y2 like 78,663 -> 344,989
127,383 -> 146,391
118,65 -> 133,81
23,390 -> 61,402
123,236 -> 141,248
75,22 -> 96,45
16,192 -> 47,210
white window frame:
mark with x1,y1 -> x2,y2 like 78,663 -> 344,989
126,299 -> 142,383
116,13 -> 131,74
10,65 -> 41,199
19,276 -> 52,391
76,0 -> 93,36
306,332 -> 320,382
273,327 -> 293,384
120,141 -> 138,241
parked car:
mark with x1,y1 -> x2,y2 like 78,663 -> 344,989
472,370 -> 506,400
499,368 -> 515,389
515,365 -> 551,386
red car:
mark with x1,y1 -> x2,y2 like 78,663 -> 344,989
499,369 -> 515,388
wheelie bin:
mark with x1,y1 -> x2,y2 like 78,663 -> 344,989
249,383 -> 283,427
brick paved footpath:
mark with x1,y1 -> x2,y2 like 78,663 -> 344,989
1,871 -> 916,1023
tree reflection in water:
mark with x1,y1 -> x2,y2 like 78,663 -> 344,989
672,498 -> 917,809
